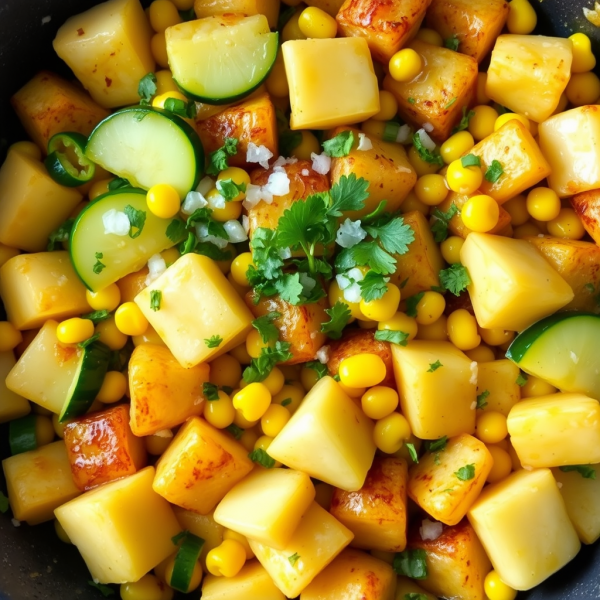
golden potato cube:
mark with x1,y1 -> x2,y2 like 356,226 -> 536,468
391,341 -> 476,439
134,254 -> 254,368
460,233 -> 573,331
408,434 -> 493,526
268,376 -> 376,491
383,41 -> 477,142
395,577 -> 437,600
194,0 -> 280,28
117,266 -> 149,303
53,0 -> 155,108
55,467 -> 181,584
476,359 -> 521,416
0,150 -> 82,252
214,468 -> 315,549
128,344 -> 209,436
329,127 -> 416,218
0,251 -> 90,331
304,0 -> 345,16
553,465 -> 600,545
336,0 -> 431,63
173,507 -> 225,568
539,106 -> 600,197
2,440 -> 80,525
282,38 -> 380,130
330,457 -> 408,552
507,393 -> 600,468
571,188 -> 600,246
467,468 -> 580,590
425,0 -> 508,63
301,549 -> 395,600
195,93 -> 278,168
202,560 -> 286,600
11,71 -> 109,152
64,405 -> 147,491
249,502 -> 353,598
153,416 -> 254,514
0,351 -> 30,423
407,519 -> 491,600
486,35 -> 572,123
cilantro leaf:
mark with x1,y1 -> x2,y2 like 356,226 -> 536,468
252,312 -> 281,344
393,549 -> 428,579
288,552 -> 301,566
280,130 -> 303,158
327,174 -> 369,216
138,73 -> 157,105
431,203 -> 459,243
150,290 -> 162,311
452,106 -> 476,134
439,263 -> 471,296
335,241 -> 396,275
359,271 -> 389,302
412,132 -> 443,167
275,272 -> 304,305
47,218 -> 74,251
444,34 -> 459,51
425,436 -> 448,452
408,97 -> 416,104
88,581 -> 115,597
281,398 -> 292,407
225,423 -> 244,439
427,360 -> 443,372
455,464 -> 475,481
305,360 -> 329,380
445,97 -> 457,109
405,594 -> 428,600
322,130 -> 354,157
0,491 -> 9,513
166,219 -> 187,243
363,200 -> 388,222
216,178 -> 246,202
405,292 -> 424,318
461,154 -> 481,168
476,390 -> 489,409
204,335 -> 222,348
406,443 -> 419,463
81,309 -> 110,325
243,341 -> 293,383
364,216 -> 415,255
277,194 -> 328,251
485,159 -> 504,183
164,97 -> 197,119
180,232 -> 196,256
186,207 -> 228,240
206,137 -> 238,175
321,302 -> 351,340
559,465 -> 597,479
585,283 -> 596,293
194,242 -> 233,261
93,252 -> 106,274
123,205 -> 147,239
516,372 -> 528,386
374,329 -> 409,346
248,447 -> 275,468
108,177 -> 130,191
203,382 -> 220,400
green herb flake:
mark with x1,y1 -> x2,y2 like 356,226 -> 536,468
243,341 -> 293,383
322,130 -> 355,157
408,97 -> 416,105
485,159 -> 504,183
452,106 -> 476,134
0,491 -> 9,513
108,177 -> 130,191
559,465 -> 597,479
461,154 -> 481,168
358,271 -> 389,302
445,97 -> 457,109
248,447 -> 276,468
281,398 -> 292,407
363,215 -> 415,256
427,360 -> 443,373
305,360 -> 329,380
476,390 -> 490,409
150,290 -> 162,312
374,329 -> 409,346
439,263 -> 471,296
585,283 -> 596,293
516,372 -> 528,387
328,174 -> 370,216
93,252 -> 106,274
288,552 -> 301,566
164,96 -> 197,119
81,310 -> 110,325
166,219 -> 187,243
444,34 -> 459,51
47,218 -> 75,251
392,549 -> 428,579
431,203 -> 459,243
138,73 -> 157,105
406,443 -> 419,463
321,302 -> 352,340
225,424 -> 244,440
252,312 -> 281,344
405,292 -> 425,318
216,178 -> 247,202
78,333 -> 101,349
425,436 -> 448,453
204,335 -> 223,348
206,137 -> 239,175
203,382 -> 220,401
405,594 -> 428,600
412,132 -> 443,167
279,130 -> 303,158
123,205 -> 147,239
455,463 -> 476,481
88,581 -> 115,597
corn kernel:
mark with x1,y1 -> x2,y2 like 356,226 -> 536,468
292,131 -> 320,160
0,321 -> 22,352
486,445 -> 513,483
300,366 -> 320,392
217,167 -> 251,201
229,252 -> 254,288
378,311 -> 418,341
52,414 -> 66,439
223,530 -> 254,560
206,539 -> 246,578
261,366 -> 285,396
34,415 -> 55,446
145,430 -> 173,455
266,53 -> 289,98
372,90 -> 398,121
86,283 -> 121,312
447,309 -> 481,351
210,194 -> 243,222
115,302 -> 149,337
56,317 -> 95,344
272,384 -> 304,414
234,408 -> 258,429
359,283 -> 401,322
513,222 -> 542,239
566,71 -> 600,106
494,112 -> 530,132
246,328 -> 273,359
461,194 -> 499,232
261,404 -> 291,437
281,9 -> 306,42
230,342 -> 252,365
476,72 -> 490,105
415,27 -> 443,47
476,411 -> 508,444
484,570 -> 517,600
400,191 -> 429,216
149,0 -> 181,32
328,280 -> 362,320
502,195 -> 529,226
233,383 -> 272,421
446,159 -> 483,195
416,315 -> 448,341
96,371 -> 127,404
479,327 -> 514,347
337,380 -> 366,398
147,183 -> 181,218
408,146 -> 441,177
96,317 -> 129,350
441,131 -> 475,164
547,208 -> 586,239
238,427 -> 259,452
209,354 -> 242,389
464,345 -> 496,363
506,0 -> 537,34
468,105 -> 499,141
569,33 -> 597,73
440,236 -> 464,265
155,69 -> 178,94
414,174 -> 449,206
520,375 -> 556,398
415,291 -> 445,326
389,48 -> 423,83
339,353 -> 387,388
151,32 -> 169,69
373,412 -> 411,454
88,179 -> 112,201
298,6 -> 337,38
525,187 -> 561,222
204,391 -> 236,429
361,386 -> 399,420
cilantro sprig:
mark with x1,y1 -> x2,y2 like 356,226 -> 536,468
431,204 -> 459,243
412,132 -> 443,167
321,302 -> 352,340
243,341 -> 293,383
322,130 -> 355,157
439,264 -> 471,296
206,138 -> 238,176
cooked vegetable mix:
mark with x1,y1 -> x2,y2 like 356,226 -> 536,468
2,0 -> 600,598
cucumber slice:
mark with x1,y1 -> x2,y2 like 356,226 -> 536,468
9,415 -> 37,455
59,341 -> 111,422
166,14 -> 279,104
86,107 -> 204,198
70,188 -> 187,291
506,311 -> 600,400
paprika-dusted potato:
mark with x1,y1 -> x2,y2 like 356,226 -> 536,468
571,188 -> 600,245
476,359 -> 521,416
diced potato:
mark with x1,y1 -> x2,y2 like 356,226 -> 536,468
64,405 -> 147,491
134,254 -> 254,368
425,0 -> 508,63
326,329 -> 395,388
117,266 -> 149,303
486,35 -> 572,123
0,351 -> 30,423
2,440 -> 80,525
268,377 -> 376,491
336,0 -> 431,63
467,468 -> 580,590
55,467 -> 181,584
507,393 -> 600,468
53,0 -> 155,108
383,41 -> 478,141
202,560 -> 286,600
195,93 -> 278,167
245,291 -> 328,365
282,38 -> 380,130
408,434 -> 493,526
330,457 -> 408,552
395,577 -> 437,600
153,416 -> 254,514
249,502 -> 353,598
0,149 -> 82,252
539,106 -> 600,198
476,359 -> 521,416
460,233 -> 574,331
5,321 -> 82,414
11,71 -> 109,152
407,519 -> 491,600
128,344 -> 209,436
304,0 -> 345,16
194,0 -> 280,28
468,120 -> 551,203
526,236 -> 600,313
391,341 -> 476,439
173,507 -> 225,568
553,465 -> 600,545
214,468 -> 315,549
570,189 -> 600,245
390,211 -> 444,298
329,127 -> 416,218
0,251 -> 90,330
301,549 -> 395,600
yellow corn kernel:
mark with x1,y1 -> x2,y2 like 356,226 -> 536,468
234,407 -> 258,429
513,222 -> 542,239
238,427 -> 259,452
476,72 -> 490,105
358,319 -> 377,329
223,530 -> 254,560
446,159 -> 483,195
217,167 -> 250,201
161,247 -> 180,268
233,383 -> 272,421
415,291 -> 445,326
476,411 -> 508,444
155,69 -> 178,94
361,119 -> 386,140
149,0 -> 181,32
205,539 -> 247,578
54,518 -> 72,544
415,315 -> 448,341
339,353 -> 387,388
88,178 -> 112,201
10,140 -> 41,161
281,9 -> 306,42
34,415 -> 55,446
408,145 -> 441,177
359,283 -> 401,322
389,48 -> 423,83
506,0 -> 537,34
372,90 -> 398,121
52,414 -> 66,439
230,342 -> 252,365
547,208 -> 586,240
0,321 -> 22,352
566,72 -> 600,106
165,556 -> 203,593
245,328 -> 273,359
261,404 -> 291,437
204,391 -> 236,429
293,131 -> 320,160
361,386 -> 399,420
526,187 -> 561,222
486,445 -> 513,483
378,311 -> 418,341
494,112 -> 530,132
56,317 -> 95,344
461,194 -> 499,233
96,316 -> 129,350
479,327 -> 514,347
337,381 -> 366,399
266,53 -> 289,98
415,27 -> 443,47
261,366 -> 285,396
502,194 -> 529,226
468,105 -> 499,141
300,366 -> 320,392
229,252 -> 254,288
121,574 -> 171,600
209,354 -> 242,389
298,6 -> 337,38
373,412 -> 411,454
96,371 -> 127,404
273,384 -> 304,413
520,375 -> 557,398
440,236 -> 464,265
447,309 -> 481,351
569,33 -> 597,73
484,570 -> 517,600
145,430 -> 173,455
151,32 -> 169,69
115,302 -> 149,337
400,191 -> 429,216
86,283 -> 121,312
253,435 -> 281,467
328,280 -> 362,321
211,198 -> 243,222
464,345 -> 496,363
441,131 -> 475,164
147,183 -> 181,218
414,174 -> 449,206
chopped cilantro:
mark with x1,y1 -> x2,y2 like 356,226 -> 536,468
123,205 -> 146,239
445,97 -> 457,109
585,283 -> 596,293
455,464 -> 476,481
476,390 -> 490,409
405,292 -> 424,318
359,271 -> 389,302
305,360 -> 329,380
400,277 -> 409,289
252,312 -> 281,344
180,232 -> 196,256
280,130 -> 303,158
425,436 -> 448,453
516,372 -> 528,387
374,329 -> 409,346
406,443 -> 419,463
322,130 -> 354,157
216,178 -> 247,202
81,310 -> 110,325
248,447 -> 275,468
281,398 -> 292,407
363,215 -> 415,256
166,219 -> 187,243
274,272 -> 305,305
186,207 -> 228,240
203,382 -> 220,401
461,154 -> 481,168
405,594 -> 428,600
164,96 -> 197,119
93,252 -> 106,274
485,159 -> 504,183
431,203 -> 459,243
452,106 -> 476,134
47,218 -> 74,251
138,73 -> 157,105
243,341 -> 293,383
328,174 -> 370,216
444,34 -> 459,51
88,581 -> 115,597
439,263 -> 471,296
288,552 -> 301,566
150,290 -> 162,311
0,491 -> 9,513
427,360 -> 443,372
412,132 -> 443,167
206,137 -> 238,175
559,465 -> 597,479
321,302 -> 352,340
225,424 -> 244,440
408,97 -> 416,104
204,335 -> 222,348
393,549 -> 428,579
335,241 -> 397,275
194,242 -> 232,261
108,177 -> 130,191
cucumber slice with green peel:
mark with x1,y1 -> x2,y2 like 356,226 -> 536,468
166,14 -> 279,104
506,311 -> 600,400
9,415 -> 37,455
59,341 -> 111,422
85,107 -> 204,198
70,188 -> 187,291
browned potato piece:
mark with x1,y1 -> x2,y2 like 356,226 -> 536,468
11,71 -> 109,153
327,328 -> 395,388
407,519 -> 492,600
194,0 -> 280,28
383,40 -> 477,142
571,188 -> 600,246
195,92 -> 278,168
425,0 -> 509,63
116,267 -> 149,303
305,0 -> 345,16
245,291 -> 329,364
336,0 -> 432,63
